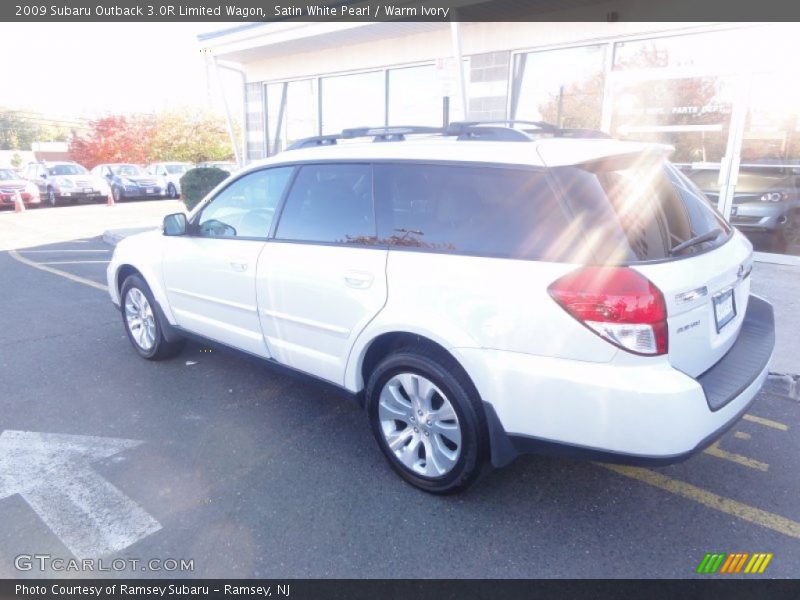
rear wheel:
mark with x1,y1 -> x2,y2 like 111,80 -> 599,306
120,275 -> 185,360
366,346 -> 488,494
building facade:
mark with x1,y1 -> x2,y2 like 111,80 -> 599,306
201,20 -> 800,264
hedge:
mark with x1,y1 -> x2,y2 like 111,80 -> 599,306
180,167 -> 230,210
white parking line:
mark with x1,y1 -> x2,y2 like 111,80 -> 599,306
18,249 -> 110,253
39,260 -> 110,265
9,250 -> 108,292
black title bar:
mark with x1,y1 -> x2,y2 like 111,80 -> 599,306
5,0 -> 800,22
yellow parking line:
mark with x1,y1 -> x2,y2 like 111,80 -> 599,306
743,414 -> 789,431
734,431 -> 752,440
598,464 -> 800,540
703,441 -> 769,472
9,249 -> 108,292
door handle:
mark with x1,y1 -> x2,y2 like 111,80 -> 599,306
229,259 -> 249,272
343,270 -> 373,289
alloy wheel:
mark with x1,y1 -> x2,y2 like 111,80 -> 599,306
124,287 -> 156,351
378,372 -> 462,478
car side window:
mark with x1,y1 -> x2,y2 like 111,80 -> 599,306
373,163 -> 572,260
196,167 -> 293,239
275,164 -> 375,244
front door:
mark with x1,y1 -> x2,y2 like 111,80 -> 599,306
162,166 -> 294,357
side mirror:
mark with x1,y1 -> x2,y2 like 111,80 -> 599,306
40,173 -> 47,179
163,213 -> 188,236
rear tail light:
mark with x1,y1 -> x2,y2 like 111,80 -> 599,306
548,267 -> 668,356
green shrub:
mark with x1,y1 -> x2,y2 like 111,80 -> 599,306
180,167 -> 230,210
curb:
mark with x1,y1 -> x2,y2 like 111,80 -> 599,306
764,373 -> 800,400
102,227 -> 157,247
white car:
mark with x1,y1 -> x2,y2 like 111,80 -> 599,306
146,162 -> 193,199
107,123 -> 775,494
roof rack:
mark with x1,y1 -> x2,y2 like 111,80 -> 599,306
286,121 -> 611,150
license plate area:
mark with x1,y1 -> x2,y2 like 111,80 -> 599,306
713,287 -> 736,333
146,188 -> 154,194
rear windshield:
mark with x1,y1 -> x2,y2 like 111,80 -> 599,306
552,156 -> 731,264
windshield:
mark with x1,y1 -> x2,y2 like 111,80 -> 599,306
165,164 -> 190,175
0,169 -> 18,180
553,156 -> 731,264
111,164 -> 144,176
47,164 -> 87,176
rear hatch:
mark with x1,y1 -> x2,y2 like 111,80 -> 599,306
547,149 -> 753,377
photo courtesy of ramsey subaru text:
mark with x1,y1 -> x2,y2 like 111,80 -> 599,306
106,122 -> 775,494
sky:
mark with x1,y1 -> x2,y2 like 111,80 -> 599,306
0,22 -> 243,121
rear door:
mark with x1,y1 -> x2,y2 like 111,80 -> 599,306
553,156 -> 753,377
256,163 -> 388,385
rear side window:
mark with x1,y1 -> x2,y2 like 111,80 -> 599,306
275,164 -> 375,244
552,156 -> 732,264
374,163 -> 572,260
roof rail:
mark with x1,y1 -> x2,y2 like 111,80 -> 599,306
286,121 -> 612,150
341,126 -> 445,141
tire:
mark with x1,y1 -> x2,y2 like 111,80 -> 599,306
120,274 -> 185,360
366,346 -> 489,494
780,210 -> 800,252
113,186 -> 123,203
167,183 -> 178,199
47,187 -> 58,207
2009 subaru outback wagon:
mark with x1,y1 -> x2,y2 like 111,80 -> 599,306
108,122 -> 775,493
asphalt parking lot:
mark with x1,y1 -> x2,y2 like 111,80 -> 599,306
0,207 -> 799,578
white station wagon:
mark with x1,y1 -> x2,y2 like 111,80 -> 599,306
108,122 -> 775,493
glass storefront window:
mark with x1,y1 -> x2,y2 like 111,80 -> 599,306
320,70 -> 386,134
610,76 -> 735,165
613,29 -> 745,73
266,79 -> 319,154
388,64 -> 441,127
510,45 -> 606,129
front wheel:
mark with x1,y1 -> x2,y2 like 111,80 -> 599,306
113,186 -> 124,203
366,347 -> 488,494
167,183 -> 178,199
120,275 -> 185,360
47,187 -> 58,207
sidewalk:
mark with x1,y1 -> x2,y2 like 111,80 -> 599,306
101,225 -> 799,383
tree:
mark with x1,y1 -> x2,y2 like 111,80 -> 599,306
150,111 -> 235,163
69,110 -> 235,168
10,153 -> 22,169
0,111 -> 37,150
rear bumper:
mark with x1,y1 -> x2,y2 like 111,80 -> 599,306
56,191 -> 107,202
459,295 -> 775,468
0,192 -> 39,204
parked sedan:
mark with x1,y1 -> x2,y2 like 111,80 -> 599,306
92,164 -> 169,202
24,161 -> 111,207
146,162 -> 193,199
686,165 -> 800,250
0,168 -> 41,208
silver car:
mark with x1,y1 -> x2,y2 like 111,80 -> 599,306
146,162 -> 193,199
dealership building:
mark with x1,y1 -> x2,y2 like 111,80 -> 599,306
200,17 -> 800,264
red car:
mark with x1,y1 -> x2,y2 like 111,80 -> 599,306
0,168 -> 41,208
